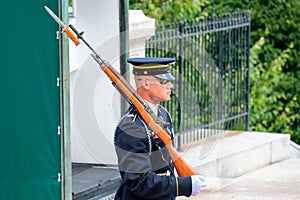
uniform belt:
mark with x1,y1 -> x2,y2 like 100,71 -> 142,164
157,170 -> 171,176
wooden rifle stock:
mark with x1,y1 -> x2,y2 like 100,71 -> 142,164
99,61 -> 198,177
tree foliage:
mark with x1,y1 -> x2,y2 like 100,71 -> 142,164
130,0 -> 209,25
250,37 -> 299,143
206,0 -> 300,144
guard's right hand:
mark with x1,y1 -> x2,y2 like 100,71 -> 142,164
191,175 -> 207,196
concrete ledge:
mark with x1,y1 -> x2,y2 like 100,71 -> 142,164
289,141 -> 300,158
181,131 -> 290,178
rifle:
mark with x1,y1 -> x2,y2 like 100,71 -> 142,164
44,6 -> 198,177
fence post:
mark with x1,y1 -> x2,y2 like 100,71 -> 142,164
177,21 -> 184,151
245,10 -> 251,131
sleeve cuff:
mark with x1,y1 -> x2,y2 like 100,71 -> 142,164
176,176 -> 192,197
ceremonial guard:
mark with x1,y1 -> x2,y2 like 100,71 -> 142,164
114,58 -> 207,200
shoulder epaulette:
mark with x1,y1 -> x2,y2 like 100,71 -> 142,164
158,105 -> 172,122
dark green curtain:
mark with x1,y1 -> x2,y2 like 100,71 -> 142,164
0,1 -> 61,199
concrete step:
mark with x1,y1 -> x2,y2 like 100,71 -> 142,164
178,159 -> 300,200
72,164 -> 120,200
180,131 -> 290,178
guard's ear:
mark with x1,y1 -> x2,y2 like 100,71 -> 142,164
142,78 -> 150,89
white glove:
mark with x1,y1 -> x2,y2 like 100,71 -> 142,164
191,175 -> 207,196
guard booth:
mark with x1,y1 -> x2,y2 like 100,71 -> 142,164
0,1 -> 70,199
69,0 -> 127,198
0,0 -> 130,199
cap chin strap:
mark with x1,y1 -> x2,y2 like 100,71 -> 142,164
133,64 -> 169,69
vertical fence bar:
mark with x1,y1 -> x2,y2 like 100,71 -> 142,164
177,21 -> 184,151
218,17 -> 224,132
245,11 -> 251,130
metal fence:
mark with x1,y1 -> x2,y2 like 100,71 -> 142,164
146,11 -> 251,150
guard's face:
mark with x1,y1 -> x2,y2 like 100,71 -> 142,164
145,77 -> 173,103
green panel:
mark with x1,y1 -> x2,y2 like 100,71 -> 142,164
0,1 -> 61,200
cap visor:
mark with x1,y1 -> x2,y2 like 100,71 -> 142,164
153,73 -> 175,81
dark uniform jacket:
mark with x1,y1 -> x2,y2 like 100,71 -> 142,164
114,105 -> 192,200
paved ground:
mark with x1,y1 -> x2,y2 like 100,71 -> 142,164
178,159 -> 300,200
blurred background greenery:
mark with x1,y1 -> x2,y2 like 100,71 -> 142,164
129,0 -> 300,144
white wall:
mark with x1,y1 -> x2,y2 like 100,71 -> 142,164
69,1 -> 156,165
69,0 -> 120,164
